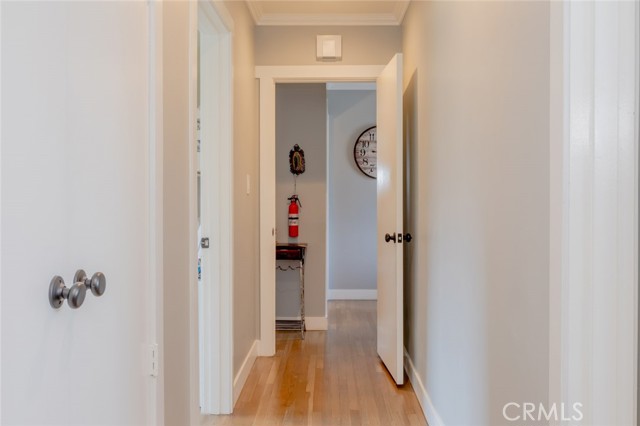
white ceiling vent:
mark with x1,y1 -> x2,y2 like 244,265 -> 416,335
316,35 -> 342,61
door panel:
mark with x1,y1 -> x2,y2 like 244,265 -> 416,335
376,53 -> 404,385
2,2 -> 151,424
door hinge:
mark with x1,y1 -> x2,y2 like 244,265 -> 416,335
149,343 -> 159,377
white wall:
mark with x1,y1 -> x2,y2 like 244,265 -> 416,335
327,88 -> 377,298
275,84 -> 327,319
402,2 -> 550,425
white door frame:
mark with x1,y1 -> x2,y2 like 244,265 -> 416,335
190,0 -> 234,419
149,1 -> 164,424
550,1 -> 639,424
0,3 -> 4,422
255,65 -> 384,356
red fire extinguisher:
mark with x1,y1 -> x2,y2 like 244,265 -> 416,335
288,195 -> 301,238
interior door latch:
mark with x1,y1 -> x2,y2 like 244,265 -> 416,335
200,237 -> 210,249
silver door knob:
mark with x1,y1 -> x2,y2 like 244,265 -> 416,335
49,276 -> 87,309
67,281 -> 87,309
49,270 -> 106,309
74,270 -> 106,297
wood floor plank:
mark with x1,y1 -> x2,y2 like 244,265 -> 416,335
208,301 -> 427,426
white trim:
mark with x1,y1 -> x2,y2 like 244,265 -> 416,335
191,0 -> 235,417
0,0 -> 3,420
326,82 -> 376,91
257,76 -> 277,357
148,1 -> 164,424
276,316 -> 329,331
233,340 -> 258,406
305,316 -> 328,330
244,1 -> 409,27
548,0 -> 565,414
324,96 -> 330,335
559,3 -> 639,424
254,13 -> 404,27
257,65 -> 386,357
393,0 -> 411,25
327,289 -> 377,300
403,349 -> 443,426
244,0 -> 263,26
636,3 -> 640,420
209,1 -> 234,32
188,2 -> 199,423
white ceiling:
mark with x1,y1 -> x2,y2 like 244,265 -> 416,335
245,0 -> 410,26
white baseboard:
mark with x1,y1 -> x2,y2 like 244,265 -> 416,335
327,289 -> 377,300
233,340 -> 258,406
404,348 -> 444,426
276,316 -> 328,330
305,316 -> 328,330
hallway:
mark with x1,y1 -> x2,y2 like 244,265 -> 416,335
210,301 -> 427,426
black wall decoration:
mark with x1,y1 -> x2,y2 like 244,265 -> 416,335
353,126 -> 377,179
289,144 -> 306,175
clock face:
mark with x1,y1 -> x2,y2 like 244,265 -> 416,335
353,126 -> 377,179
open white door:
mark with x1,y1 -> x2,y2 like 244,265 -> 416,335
197,2 -> 234,414
2,2 -> 155,424
376,53 -> 404,385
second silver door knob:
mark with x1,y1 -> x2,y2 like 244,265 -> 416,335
74,270 -> 107,297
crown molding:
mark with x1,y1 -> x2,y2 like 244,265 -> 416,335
256,13 -> 401,26
393,0 -> 410,24
245,0 -> 263,25
245,1 -> 410,26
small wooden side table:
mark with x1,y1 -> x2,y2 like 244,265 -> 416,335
275,243 -> 307,339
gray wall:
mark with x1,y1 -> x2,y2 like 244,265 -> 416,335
327,89 -> 377,293
224,0 -> 260,381
275,84 -> 327,319
255,25 -> 402,66
163,3 -> 192,423
402,2 -> 550,425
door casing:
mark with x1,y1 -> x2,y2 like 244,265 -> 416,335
190,0 -> 235,419
549,1 -> 640,423
255,65 -> 384,356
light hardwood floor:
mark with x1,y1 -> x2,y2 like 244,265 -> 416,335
209,300 -> 427,426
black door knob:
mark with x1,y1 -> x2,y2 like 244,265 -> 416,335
404,233 -> 413,243
385,233 -> 396,243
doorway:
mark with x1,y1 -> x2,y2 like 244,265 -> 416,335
256,66 -> 383,356
273,83 -> 378,330
259,56 -> 405,385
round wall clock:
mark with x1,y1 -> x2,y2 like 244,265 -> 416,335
353,126 -> 377,179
